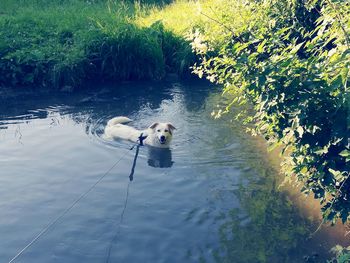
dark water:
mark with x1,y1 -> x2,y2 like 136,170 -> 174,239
0,81 -> 336,263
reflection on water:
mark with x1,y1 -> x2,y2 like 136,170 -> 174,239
147,147 -> 174,168
0,81 -> 347,263
214,171 -> 312,262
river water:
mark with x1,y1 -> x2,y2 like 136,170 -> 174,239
0,81 -> 346,262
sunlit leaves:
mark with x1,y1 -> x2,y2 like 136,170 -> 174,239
190,0 -> 350,223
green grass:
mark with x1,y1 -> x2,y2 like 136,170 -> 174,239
0,0 -> 194,88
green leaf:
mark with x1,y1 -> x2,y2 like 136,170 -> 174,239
257,39 -> 267,53
290,42 -> 304,55
339,150 -> 350,158
297,126 -> 304,138
341,67 -> 349,86
329,168 -> 341,176
300,167 -> 308,174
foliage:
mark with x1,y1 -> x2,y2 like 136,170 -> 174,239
329,245 -> 350,263
189,0 -> 350,224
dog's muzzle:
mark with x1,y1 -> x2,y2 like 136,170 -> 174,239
159,136 -> 166,144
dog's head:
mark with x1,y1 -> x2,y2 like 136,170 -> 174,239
149,122 -> 176,147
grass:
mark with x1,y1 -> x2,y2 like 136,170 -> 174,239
136,0 -> 259,48
0,0 -> 246,89
0,0 -> 195,89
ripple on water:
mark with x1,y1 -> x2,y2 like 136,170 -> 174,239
0,82 -> 341,263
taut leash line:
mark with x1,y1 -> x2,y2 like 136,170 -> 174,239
8,141 -> 141,263
106,144 -> 141,262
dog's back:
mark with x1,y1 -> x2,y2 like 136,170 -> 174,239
104,116 -> 140,141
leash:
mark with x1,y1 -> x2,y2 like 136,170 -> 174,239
134,132 -> 147,148
105,143 -> 142,262
7,134 -> 147,263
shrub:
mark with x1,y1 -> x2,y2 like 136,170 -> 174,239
189,0 -> 350,224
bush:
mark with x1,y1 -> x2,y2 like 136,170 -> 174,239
189,0 -> 350,224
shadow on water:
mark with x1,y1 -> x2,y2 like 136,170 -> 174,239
147,147 -> 174,168
0,81 -> 348,263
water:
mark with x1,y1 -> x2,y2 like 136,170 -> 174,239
0,81 -> 342,262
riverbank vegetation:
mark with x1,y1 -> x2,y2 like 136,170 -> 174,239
0,0 -> 194,88
138,0 -> 350,226
184,0 -> 350,226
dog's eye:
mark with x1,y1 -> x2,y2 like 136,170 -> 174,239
157,129 -> 161,132
164,129 -> 168,132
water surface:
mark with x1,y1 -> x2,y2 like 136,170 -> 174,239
0,81 -> 342,262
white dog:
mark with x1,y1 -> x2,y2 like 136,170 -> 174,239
104,116 -> 175,148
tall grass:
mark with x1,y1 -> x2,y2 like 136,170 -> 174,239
0,0 -> 193,88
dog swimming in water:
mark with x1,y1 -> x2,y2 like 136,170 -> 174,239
104,116 -> 176,148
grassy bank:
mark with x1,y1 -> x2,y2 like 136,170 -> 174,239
0,0 -> 194,89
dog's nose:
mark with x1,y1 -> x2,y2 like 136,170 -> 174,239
160,135 -> 166,141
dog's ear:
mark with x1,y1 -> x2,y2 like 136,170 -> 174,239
167,123 -> 176,131
149,122 -> 159,129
